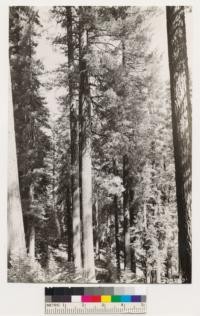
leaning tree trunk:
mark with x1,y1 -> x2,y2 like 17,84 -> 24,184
166,6 -> 192,283
67,7 -> 82,271
8,75 -> 27,262
79,7 -> 95,281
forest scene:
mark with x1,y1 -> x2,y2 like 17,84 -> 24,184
8,6 -> 192,284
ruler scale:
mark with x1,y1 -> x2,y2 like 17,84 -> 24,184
45,287 -> 147,314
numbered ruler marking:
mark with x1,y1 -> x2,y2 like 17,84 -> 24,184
45,302 -> 146,314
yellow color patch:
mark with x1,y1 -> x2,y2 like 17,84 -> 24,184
101,295 -> 111,303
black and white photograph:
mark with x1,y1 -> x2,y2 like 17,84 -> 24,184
8,5 -> 192,284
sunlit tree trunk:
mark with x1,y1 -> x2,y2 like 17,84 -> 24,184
67,7 -> 82,271
28,184 -> 35,259
146,266 -> 151,284
156,258 -> 161,283
28,225 -> 35,259
8,76 -> 27,261
166,6 -> 192,283
79,7 -> 95,281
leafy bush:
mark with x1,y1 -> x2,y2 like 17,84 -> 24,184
8,255 -> 45,283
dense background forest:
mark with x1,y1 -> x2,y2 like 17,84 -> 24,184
8,6 -> 192,284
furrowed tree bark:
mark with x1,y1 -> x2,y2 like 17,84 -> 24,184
67,7 -> 82,271
113,158 -> 121,280
166,6 -> 192,283
8,75 -> 27,261
79,7 -> 95,281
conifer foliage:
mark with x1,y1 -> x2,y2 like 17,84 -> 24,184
8,6 -> 192,283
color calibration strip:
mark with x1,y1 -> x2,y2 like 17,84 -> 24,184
45,287 -> 147,314
45,287 -> 146,302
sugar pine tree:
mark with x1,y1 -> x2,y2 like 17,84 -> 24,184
8,74 -> 27,262
78,7 -> 96,281
67,7 -> 82,272
166,6 -> 192,283
9,6 -> 50,261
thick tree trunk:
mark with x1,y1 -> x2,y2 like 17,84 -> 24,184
113,158 -> 121,280
67,7 -> 82,270
79,7 -> 95,281
8,76 -> 27,261
166,6 -> 192,283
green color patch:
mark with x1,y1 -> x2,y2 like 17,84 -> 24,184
111,295 -> 121,302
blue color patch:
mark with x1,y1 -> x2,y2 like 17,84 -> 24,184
121,295 -> 132,302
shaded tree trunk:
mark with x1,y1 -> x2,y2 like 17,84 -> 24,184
121,35 -> 132,272
65,189 -> 73,262
67,7 -> 82,271
8,76 -> 27,261
123,154 -> 131,270
113,158 -> 121,280
166,6 -> 192,283
79,7 -> 95,281
129,188 -> 136,273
